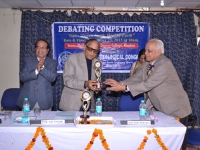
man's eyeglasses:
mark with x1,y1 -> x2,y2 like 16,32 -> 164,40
35,46 -> 48,50
86,45 -> 99,54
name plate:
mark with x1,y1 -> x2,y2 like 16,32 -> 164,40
41,120 -> 65,124
30,119 -> 74,125
120,120 -> 154,125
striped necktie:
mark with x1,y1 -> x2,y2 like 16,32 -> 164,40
147,64 -> 154,78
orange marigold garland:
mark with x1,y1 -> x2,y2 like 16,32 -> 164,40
85,128 -> 110,150
137,128 -> 168,150
26,127 -> 170,150
152,128 -> 168,150
25,126 -> 53,150
137,135 -> 148,150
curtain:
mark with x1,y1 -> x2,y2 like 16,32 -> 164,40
193,11 -> 200,126
20,10 -> 200,125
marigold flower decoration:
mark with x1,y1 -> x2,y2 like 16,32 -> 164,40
137,129 -> 168,150
25,126 -> 53,150
85,128 -> 110,150
152,128 -> 168,150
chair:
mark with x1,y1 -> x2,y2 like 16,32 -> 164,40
1,88 -> 21,111
119,92 -> 144,111
187,115 -> 200,149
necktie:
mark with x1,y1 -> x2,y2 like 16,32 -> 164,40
147,64 -> 154,78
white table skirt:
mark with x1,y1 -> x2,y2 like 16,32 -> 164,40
0,111 -> 186,150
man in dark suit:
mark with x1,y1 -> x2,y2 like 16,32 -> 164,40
104,39 -> 191,150
17,39 -> 57,110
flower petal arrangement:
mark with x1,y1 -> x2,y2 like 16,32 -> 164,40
85,128 -> 110,150
26,127 -> 170,150
137,128 -> 168,150
25,126 -> 53,150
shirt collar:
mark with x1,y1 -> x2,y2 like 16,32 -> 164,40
37,57 -> 46,61
149,61 -> 155,65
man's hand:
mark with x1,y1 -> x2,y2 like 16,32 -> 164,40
37,56 -> 45,72
103,78 -> 126,92
85,80 -> 102,91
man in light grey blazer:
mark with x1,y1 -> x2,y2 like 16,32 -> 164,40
104,39 -> 191,150
59,39 -> 101,111
17,39 -> 57,110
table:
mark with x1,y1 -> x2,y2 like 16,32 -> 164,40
0,111 -> 186,150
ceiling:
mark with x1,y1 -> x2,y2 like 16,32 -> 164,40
0,0 -> 200,9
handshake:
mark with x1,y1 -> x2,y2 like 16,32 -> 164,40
86,79 -> 126,92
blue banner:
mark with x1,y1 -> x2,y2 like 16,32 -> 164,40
52,22 -> 149,73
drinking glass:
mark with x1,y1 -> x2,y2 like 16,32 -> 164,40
34,108 -> 41,117
146,109 -> 154,120
4,111 -> 12,121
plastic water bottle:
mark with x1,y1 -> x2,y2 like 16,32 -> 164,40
12,116 -> 29,123
23,98 -> 30,116
21,116 -> 29,123
96,98 -> 102,116
139,100 -> 146,120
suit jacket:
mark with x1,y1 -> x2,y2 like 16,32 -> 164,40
17,56 -> 57,110
122,54 -> 192,118
59,52 -> 98,111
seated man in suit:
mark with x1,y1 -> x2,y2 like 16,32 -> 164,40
17,39 -> 57,110
59,39 -> 101,111
104,39 -> 191,150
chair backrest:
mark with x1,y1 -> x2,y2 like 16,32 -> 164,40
187,115 -> 200,146
187,129 -> 200,146
1,88 -> 21,111
119,92 -> 144,111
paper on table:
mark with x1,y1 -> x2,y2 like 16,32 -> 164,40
55,111 -> 76,119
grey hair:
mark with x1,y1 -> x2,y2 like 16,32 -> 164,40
149,39 -> 165,54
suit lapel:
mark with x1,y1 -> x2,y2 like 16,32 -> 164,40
79,52 -> 88,80
44,56 -> 50,67
145,55 -> 163,79
33,56 -> 38,68
143,62 -> 149,80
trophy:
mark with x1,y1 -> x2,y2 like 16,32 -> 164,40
80,90 -> 92,124
93,60 -> 102,89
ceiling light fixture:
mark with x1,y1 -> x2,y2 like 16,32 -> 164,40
160,0 -> 164,7
122,7 -> 149,11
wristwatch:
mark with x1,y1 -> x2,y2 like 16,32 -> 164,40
124,85 -> 128,92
